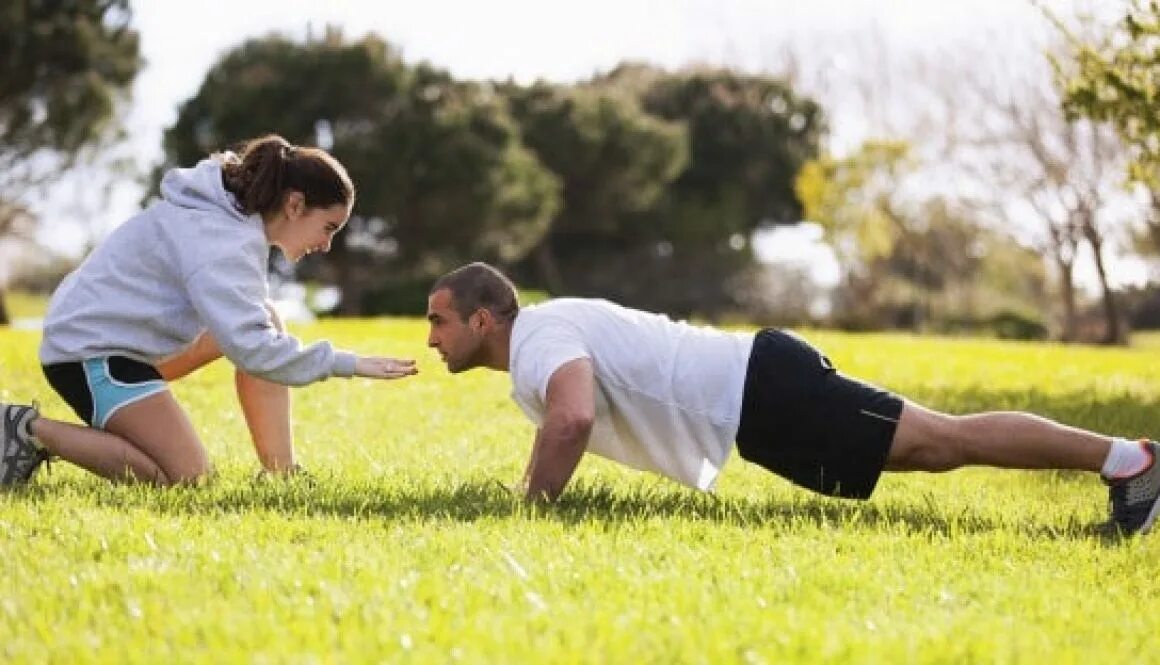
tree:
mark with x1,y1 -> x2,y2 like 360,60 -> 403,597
0,0 -> 141,324
627,66 -> 824,233
778,14 -> 1136,342
958,78 -> 1132,343
1058,1 -> 1160,259
1060,1 -> 1160,183
797,141 -> 914,328
759,12 -> 1139,341
501,81 -> 687,294
797,141 -> 1049,333
158,32 -> 560,314
951,21 -> 1138,343
570,64 -> 824,318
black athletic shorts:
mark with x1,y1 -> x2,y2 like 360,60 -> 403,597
735,329 -> 904,499
42,356 -> 167,429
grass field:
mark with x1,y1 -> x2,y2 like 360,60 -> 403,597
2,319 -> 1159,663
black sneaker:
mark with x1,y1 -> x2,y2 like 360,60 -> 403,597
1106,440 -> 1160,535
0,402 -> 48,485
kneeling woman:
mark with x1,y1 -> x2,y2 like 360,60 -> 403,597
1,134 -> 416,485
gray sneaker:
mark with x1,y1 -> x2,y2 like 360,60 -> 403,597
1,402 -> 48,485
1106,440 -> 1160,535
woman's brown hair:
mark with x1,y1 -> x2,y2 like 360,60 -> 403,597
220,134 -> 354,216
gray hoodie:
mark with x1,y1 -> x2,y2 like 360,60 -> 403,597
39,158 -> 357,385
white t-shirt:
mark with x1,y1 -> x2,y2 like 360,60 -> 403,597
509,298 -> 754,490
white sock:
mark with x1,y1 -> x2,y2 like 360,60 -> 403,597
1101,438 -> 1153,479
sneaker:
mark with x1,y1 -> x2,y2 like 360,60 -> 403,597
1106,440 -> 1160,535
0,402 -> 48,485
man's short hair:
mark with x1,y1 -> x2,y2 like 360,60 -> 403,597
430,262 -> 520,323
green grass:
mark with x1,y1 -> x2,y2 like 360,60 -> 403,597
1131,329 -> 1160,350
4,290 -> 49,320
2,320 -> 1159,663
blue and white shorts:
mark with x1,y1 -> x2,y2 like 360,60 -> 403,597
41,356 -> 169,429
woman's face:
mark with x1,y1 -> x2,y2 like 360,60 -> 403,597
266,192 -> 350,262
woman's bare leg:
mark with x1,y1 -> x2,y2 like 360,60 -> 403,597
102,390 -> 210,483
30,389 -> 210,485
32,418 -> 170,483
157,302 -> 296,473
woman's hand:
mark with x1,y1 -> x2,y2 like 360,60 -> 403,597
353,356 -> 418,379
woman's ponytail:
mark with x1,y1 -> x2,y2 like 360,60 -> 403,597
221,134 -> 353,216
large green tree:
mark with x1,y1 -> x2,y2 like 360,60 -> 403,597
556,64 -> 825,318
158,32 -> 559,314
0,0 -> 141,324
502,81 -> 687,294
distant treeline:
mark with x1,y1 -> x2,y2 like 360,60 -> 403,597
152,32 -> 824,321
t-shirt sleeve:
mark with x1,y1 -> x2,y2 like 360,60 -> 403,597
512,320 -> 590,404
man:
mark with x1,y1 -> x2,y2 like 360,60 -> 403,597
425,262 -> 1160,535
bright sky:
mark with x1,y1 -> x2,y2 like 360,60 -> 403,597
124,0 -> 1043,159
32,0 -> 1145,292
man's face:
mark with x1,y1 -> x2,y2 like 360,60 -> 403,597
426,288 -> 485,373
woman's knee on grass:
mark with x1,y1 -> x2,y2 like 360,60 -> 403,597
159,450 -> 213,485
104,394 -> 213,486
117,434 -> 211,486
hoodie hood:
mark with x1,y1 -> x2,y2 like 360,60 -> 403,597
159,157 -> 247,222
41,153 -> 355,384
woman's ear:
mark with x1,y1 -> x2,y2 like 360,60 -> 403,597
284,191 -> 306,219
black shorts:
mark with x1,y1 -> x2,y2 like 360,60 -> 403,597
42,356 -> 167,429
735,329 -> 904,499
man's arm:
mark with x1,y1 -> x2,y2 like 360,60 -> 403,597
520,430 -> 541,488
522,358 -> 596,501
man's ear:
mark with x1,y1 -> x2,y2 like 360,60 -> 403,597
475,308 -> 493,332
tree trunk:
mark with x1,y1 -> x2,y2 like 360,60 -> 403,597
1084,230 -> 1123,344
1055,257 -> 1077,342
335,260 -> 366,316
328,242 -> 365,317
534,242 -> 565,295
1149,188 -> 1160,251
0,289 -> 9,326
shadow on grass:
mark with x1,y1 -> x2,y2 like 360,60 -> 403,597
8,382 -> 1150,544
6,474 -> 1126,544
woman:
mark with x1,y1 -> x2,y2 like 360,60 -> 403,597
0,134 -> 416,486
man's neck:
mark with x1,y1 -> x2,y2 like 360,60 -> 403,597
489,322 -> 512,371
485,320 -> 515,372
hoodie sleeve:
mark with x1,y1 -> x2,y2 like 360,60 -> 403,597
184,252 -> 357,385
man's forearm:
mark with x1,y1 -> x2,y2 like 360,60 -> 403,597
521,429 -> 543,489
523,417 -> 591,501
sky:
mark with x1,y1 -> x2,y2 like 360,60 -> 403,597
122,0 -> 1045,156
28,0 -> 1145,292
